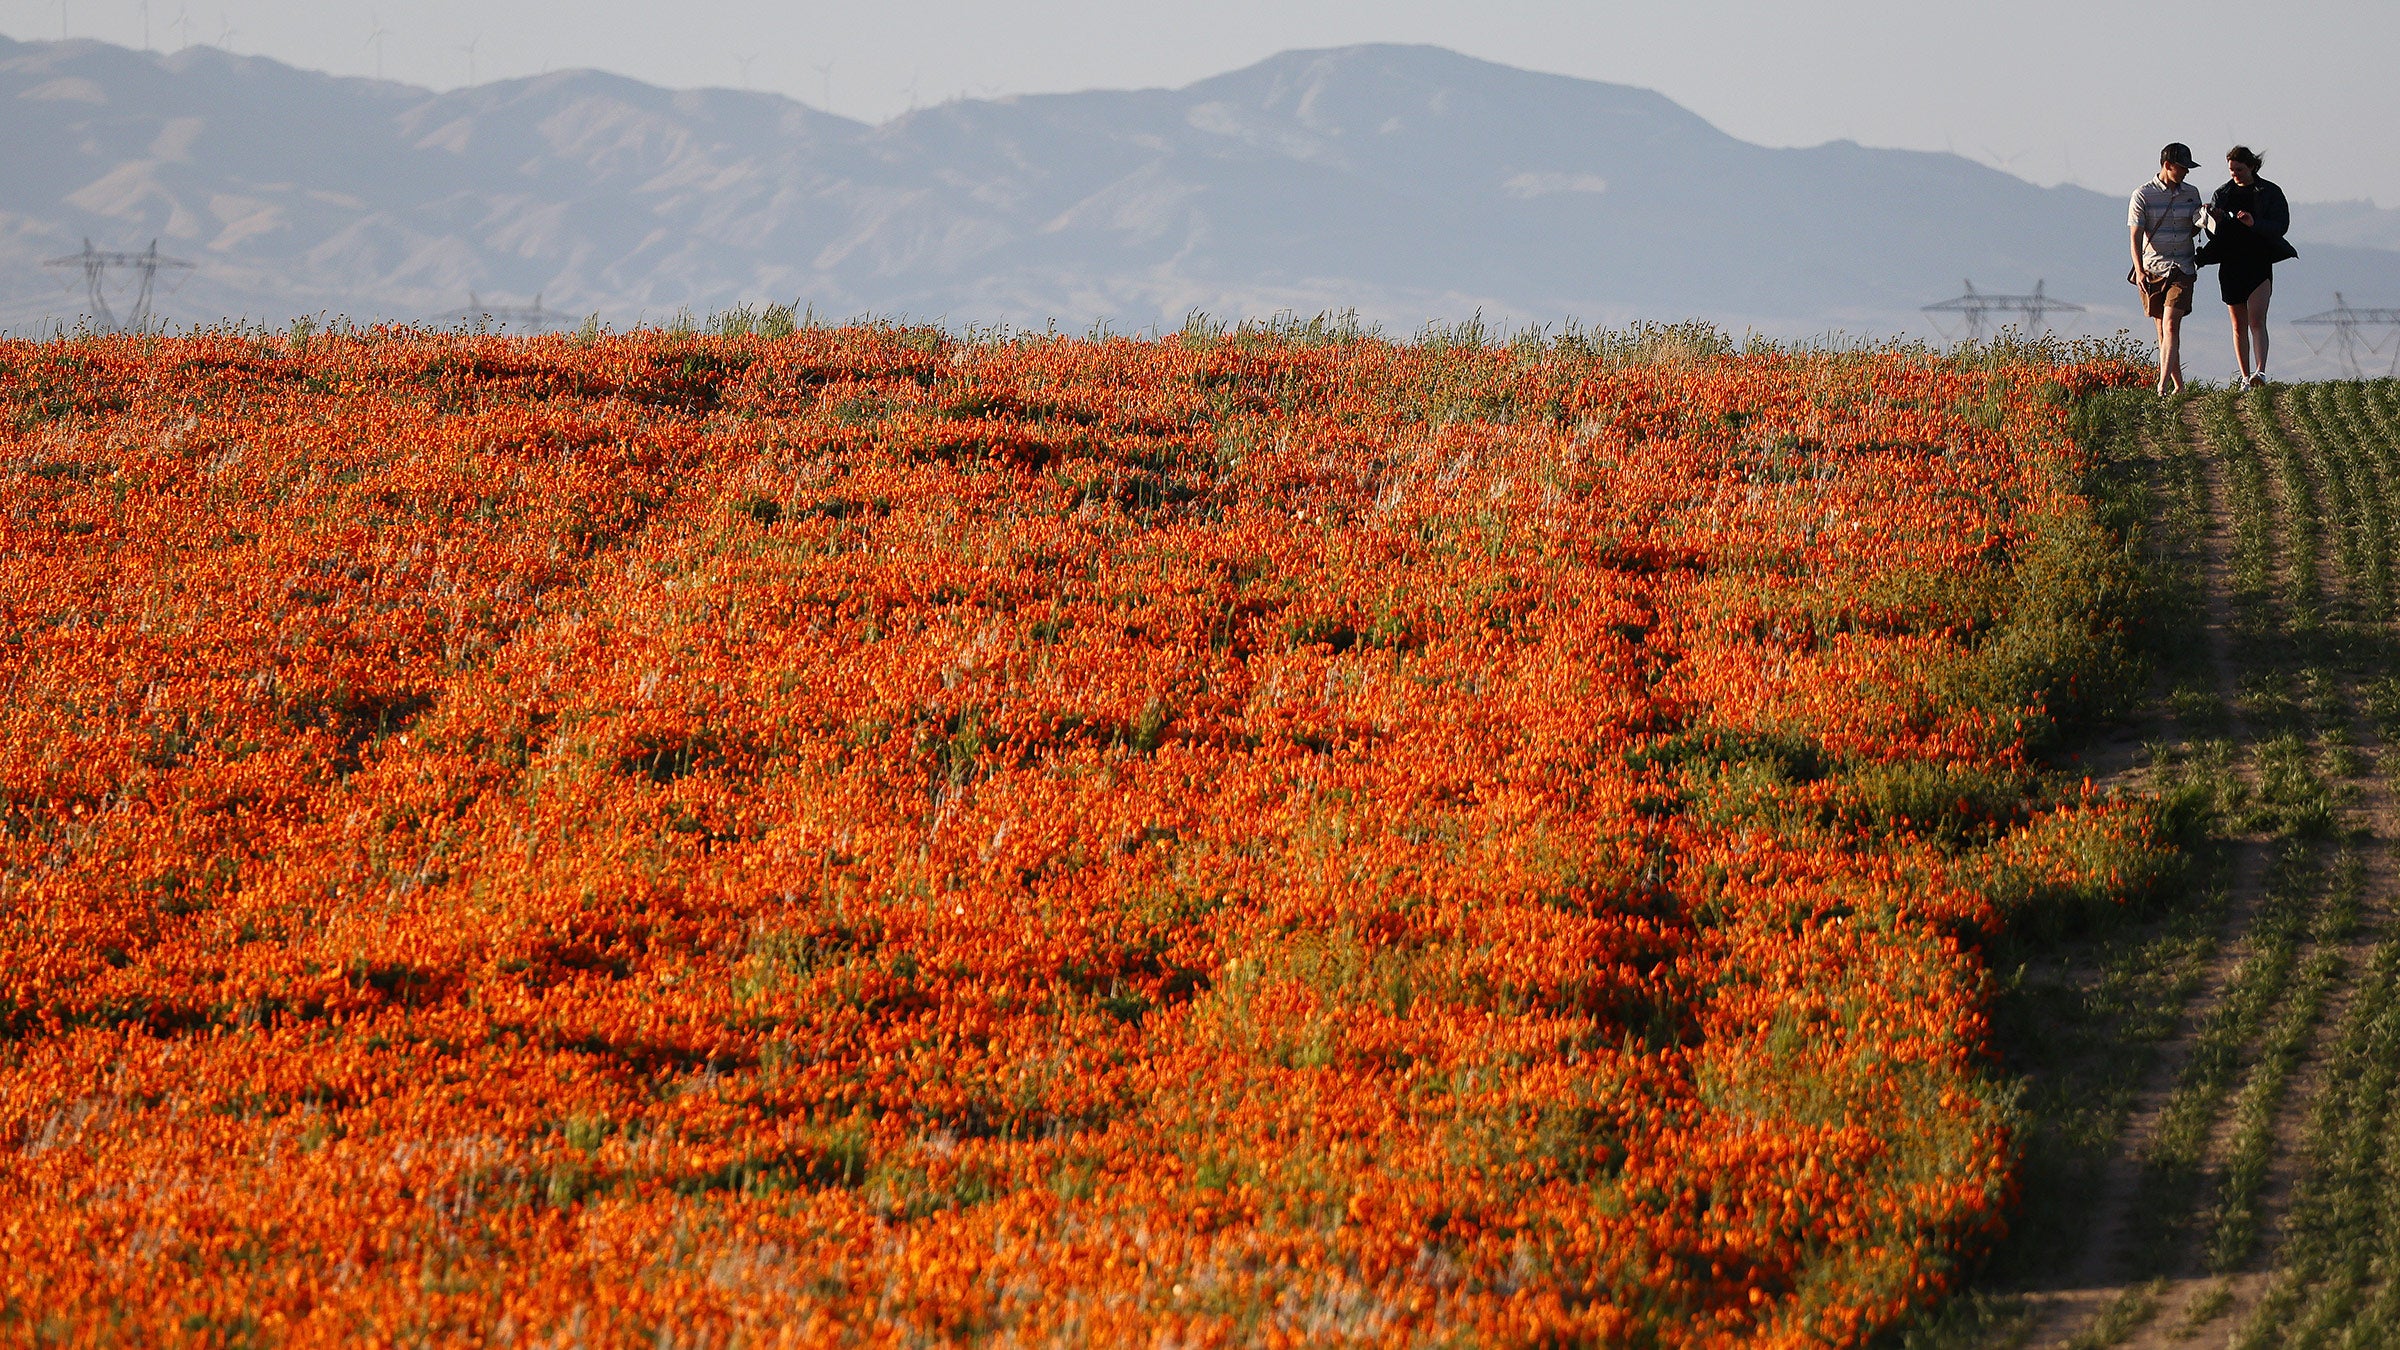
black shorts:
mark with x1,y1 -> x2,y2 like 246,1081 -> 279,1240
2221,261 -> 2273,307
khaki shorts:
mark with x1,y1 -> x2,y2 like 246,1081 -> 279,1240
2139,268 -> 2195,319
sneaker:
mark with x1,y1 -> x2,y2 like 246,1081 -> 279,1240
2235,370 -> 2253,389
2249,372 -> 2268,388
2158,373 -> 2174,396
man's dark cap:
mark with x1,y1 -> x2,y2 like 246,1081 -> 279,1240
2161,142 -> 2199,168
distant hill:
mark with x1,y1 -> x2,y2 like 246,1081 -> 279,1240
4,34 -> 2397,371
2292,200 -> 2400,253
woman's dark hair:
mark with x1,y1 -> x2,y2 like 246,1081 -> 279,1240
2227,145 -> 2265,170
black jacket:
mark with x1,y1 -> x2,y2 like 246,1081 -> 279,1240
2198,178 -> 2299,267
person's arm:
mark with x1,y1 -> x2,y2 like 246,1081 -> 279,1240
2258,184 -> 2289,239
2130,191 -> 2149,273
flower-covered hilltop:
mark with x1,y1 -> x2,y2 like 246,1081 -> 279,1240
0,325 -> 2159,1345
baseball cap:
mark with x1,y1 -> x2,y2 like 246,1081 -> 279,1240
2161,142 -> 2199,168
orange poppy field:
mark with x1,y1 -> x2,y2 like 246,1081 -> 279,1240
1,326 -> 2164,1345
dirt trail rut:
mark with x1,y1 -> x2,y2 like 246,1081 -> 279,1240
2022,385 -> 2400,1349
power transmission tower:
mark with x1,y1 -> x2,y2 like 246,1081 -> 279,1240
436,292 -> 566,332
2292,294 -> 2400,379
42,238 -> 195,332
1921,280 -> 2085,342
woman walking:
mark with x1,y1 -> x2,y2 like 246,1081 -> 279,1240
2205,146 -> 2298,387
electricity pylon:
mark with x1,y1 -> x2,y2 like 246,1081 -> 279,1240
436,292 -> 566,332
1922,280 -> 2085,342
2292,294 -> 2400,380
42,238 -> 195,332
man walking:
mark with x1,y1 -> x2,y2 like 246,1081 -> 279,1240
2130,143 -> 2205,394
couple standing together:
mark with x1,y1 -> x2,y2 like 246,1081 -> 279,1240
2130,141 -> 2298,394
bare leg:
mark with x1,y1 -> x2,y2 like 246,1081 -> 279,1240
2229,299 -> 2254,377
2249,277 -> 2273,374
2155,312 -> 2173,389
2163,310 -> 2186,390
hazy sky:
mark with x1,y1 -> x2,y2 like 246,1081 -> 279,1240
6,0 -> 2394,206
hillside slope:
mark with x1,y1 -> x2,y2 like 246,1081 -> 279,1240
3,35 -> 2397,349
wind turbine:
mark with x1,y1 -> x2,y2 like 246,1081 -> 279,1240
734,54 -> 756,89
812,59 -> 834,112
366,11 -> 389,79
457,36 -> 479,87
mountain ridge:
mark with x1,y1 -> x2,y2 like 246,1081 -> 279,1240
4,34 -> 2397,363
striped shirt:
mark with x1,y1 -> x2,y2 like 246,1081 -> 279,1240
2130,175 -> 2205,277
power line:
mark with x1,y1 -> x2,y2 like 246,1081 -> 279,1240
2291,294 -> 2400,380
1921,279 -> 2085,342
41,238 -> 195,332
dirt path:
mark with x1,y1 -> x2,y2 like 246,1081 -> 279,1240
2019,384 -> 2400,1349
2018,399 -> 2275,1346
